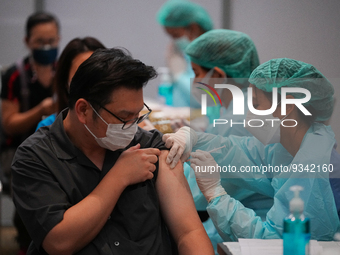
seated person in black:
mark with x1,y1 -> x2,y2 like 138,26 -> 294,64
11,48 -> 214,255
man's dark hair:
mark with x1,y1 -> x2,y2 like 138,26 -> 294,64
68,48 -> 157,110
26,12 -> 60,38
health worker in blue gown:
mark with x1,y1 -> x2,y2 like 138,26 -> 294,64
157,0 -> 213,107
185,29 -> 259,136
165,29 -> 264,210
162,29 -> 273,252
164,58 -> 340,241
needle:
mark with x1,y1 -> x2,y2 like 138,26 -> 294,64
207,145 -> 226,153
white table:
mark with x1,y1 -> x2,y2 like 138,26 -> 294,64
218,240 -> 340,255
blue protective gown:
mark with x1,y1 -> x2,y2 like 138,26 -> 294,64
194,123 -> 339,241
36,113 -> 56,131
171,54 -> 199,108
330,146 -> 340,218
189,87 -> 261,211
186,89 -> 272,252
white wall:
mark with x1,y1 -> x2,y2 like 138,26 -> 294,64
43,0 -> 223,99
1,0 -> 339,147
0,0 -> 222,98
0,0 -> 35,68
229,0 -> 340,150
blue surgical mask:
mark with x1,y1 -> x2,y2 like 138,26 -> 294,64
32,45 -> 58,65
174,35 -> 190,52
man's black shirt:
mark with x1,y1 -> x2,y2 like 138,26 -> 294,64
12,110 -> 173,255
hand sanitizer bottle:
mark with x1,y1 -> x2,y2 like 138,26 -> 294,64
283,185 -> 310,255
158,67 -> 173,106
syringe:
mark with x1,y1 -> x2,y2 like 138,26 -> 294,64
207,145 -> 226,153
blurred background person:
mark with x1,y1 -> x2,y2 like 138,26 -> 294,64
156,0 -> 213,107
36,37 -> 106,130
1,11 -> 59,191
0,11 -> 60,255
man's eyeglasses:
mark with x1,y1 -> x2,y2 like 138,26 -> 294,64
98,103 -> 152,130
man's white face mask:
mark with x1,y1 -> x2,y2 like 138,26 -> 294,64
84,104 -> 138,151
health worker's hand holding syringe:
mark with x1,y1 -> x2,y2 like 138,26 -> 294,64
190,146 -> 227,202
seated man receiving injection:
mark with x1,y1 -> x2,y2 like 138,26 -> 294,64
12,48 -> 214,255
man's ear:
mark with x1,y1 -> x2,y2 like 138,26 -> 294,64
75,99 -> 91,124
212,67 -> 226,79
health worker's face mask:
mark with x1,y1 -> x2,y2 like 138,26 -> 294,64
32,45 -> 58,65
84,105 -> 138,151
245,109 -> 289,145
174,35 -> 190,52
191,68 -> 226,106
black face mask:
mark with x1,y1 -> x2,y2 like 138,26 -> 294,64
32,45 -> 58,65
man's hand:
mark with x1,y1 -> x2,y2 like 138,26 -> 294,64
43,144 -> 161,254
113,144 -> 160,186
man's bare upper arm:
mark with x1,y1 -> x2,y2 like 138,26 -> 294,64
156,150 -> 204,242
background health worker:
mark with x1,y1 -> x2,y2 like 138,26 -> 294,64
157,0 -> 213,107
164,28 -> 272,251
182,28 -> 259,136
165,29 -> 267,209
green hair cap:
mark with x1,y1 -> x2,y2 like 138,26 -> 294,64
157,0 -> 213,32
249,58 -> 334,121
185,29 -> 259,82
